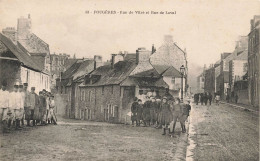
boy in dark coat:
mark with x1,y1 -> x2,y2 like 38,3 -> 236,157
142,96 -> 151,126
136,99 -> 143,126
149,97 -> 157,126
131,97 -> 139,126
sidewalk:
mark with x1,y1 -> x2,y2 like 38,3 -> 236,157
220,101 -> 259,114
186,102 -> 259,161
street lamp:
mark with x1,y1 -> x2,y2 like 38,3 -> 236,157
180,65 -> 185,102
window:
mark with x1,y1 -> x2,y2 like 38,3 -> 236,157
88,91 -> 92,102
81,91 -> 85,101
111,85 -> 114,94
171,77 -> 175,84
102,86 -> 104,95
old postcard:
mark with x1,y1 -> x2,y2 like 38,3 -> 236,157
0,0 -> 259,160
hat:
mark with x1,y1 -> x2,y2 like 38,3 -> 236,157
19,85 -> 23,88
23,83 -> 28,87
43,89 -> 46,92
138,99 -> 142,102
163,96 -> 167,100
31,87 -> 35,90
150,97 -> 155,99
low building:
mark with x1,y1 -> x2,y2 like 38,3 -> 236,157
78,49 -> 169,123
0,33 -> 50,93
204,64 -> 215,95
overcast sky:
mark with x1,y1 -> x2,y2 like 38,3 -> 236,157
0,0 -> 259,68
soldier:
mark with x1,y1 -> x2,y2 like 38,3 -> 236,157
131,97 -> 139,126
136,99 -> 143,126
155,98 -> 161,128
215,94 -> 220,106
160,97 -> 173,135
171,98 -> 185,134
49,95 -> 57,125
142,96 -> 151,127
23,83 -> 31,126
0,81 -> 10,133
150,97 -> 157,126
38,91 -> 46,125
29,87 -> 38,126
200,93 -> 204,105
10,84 -> 21,130
46,92 -> 51,124
15,84 -> 24,129
41,90 -> 47,125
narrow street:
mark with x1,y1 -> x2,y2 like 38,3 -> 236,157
187,102 -> 259,161
0,117 -> 188,161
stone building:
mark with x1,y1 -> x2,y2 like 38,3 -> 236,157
204,64 -> 215,95
150,35 -> 188,94
196,65 -> 206,93
1,14 -> 51,91
0,33 -> 50,93
78,49 -> 169,123
248,15 -> 260,108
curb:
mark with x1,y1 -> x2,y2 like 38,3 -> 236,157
220,101 -> 259,114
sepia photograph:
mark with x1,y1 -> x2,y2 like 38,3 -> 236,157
0,0 -> 259,160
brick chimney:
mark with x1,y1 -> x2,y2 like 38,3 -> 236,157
111,54 -> 124,68
2,27 -> 17,43
94,55 -> 103,70
136,47 -> 151,64
17,15 -> 32,40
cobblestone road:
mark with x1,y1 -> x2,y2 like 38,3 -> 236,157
187,102 -> 259,161
0,118 -> 188,161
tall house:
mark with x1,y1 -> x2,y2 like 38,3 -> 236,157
248,15 -> 260,108
2,14 -> 51,91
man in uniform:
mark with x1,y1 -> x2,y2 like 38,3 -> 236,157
0,81 -> 10,133
164,88 -> 173,101
23,83 -> 31,126
10,84 -> 21,130
29,87 -> 38,126
150,97 -> 157,126
142,96 -> 151,126
38,91 -> 46,125
49,95 -> 57,125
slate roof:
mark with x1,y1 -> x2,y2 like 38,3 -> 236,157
83,59 -> 137,86
121,77 -> 168,88
0,33 -> 42,71
61,59 -> 94,80
162,66 -> 182,77
18,33 -> 50,54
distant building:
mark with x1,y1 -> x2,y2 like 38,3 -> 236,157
248,15 -> 260,108
204,64 -> 215,95
196,65 -> 206,93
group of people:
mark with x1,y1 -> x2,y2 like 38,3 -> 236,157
131,89 -> 191,136
0,81 -> 57,133
193,92 -> 213,105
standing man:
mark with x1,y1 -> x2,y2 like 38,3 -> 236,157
38,91 -> 46,125
0,81 -> 10,133
136,99 -> 143,127
23,83 -> 31,126
142,96 -> 151,127
49,95 -> 57,125
235,94 -> 239,104
155,98 -> 162,128
204,92 -> 208,105
200,93 -> 204,105
149,97 -> 157,126
208,93 -> 213,105
29,87 -> 38,126
9,84 -> 20,130
131,97 -> 139,126
164,88 -> 173,101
